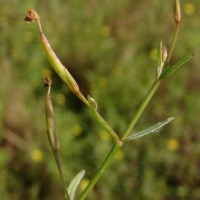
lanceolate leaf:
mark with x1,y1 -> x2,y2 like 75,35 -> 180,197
68,170 -> 85,200
157,41 -> 163,67
160,53 -> 193,79
126,117 -> 174,141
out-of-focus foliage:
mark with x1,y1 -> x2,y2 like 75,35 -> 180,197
1,0 -> 200,199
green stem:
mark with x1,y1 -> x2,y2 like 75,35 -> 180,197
76,93 -> 89,107
72,22 -> 180,198
78,143 -> 121,200
25,10 -> 118,143
165,23 -> 180,68
53,149 -> 71,200
57,20 -> 180,200
78,80 -> 161,200
122,80 -> 160,141
90,108 -> 120,143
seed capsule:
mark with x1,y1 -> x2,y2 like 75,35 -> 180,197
174,0 -> 181,24
44,77 -> 60,150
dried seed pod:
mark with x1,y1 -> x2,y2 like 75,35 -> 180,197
174,0 -> 181,24
44,77 -> 60,150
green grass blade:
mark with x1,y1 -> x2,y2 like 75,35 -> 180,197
160,54 -> 193,79
126,117 -> 174,141
68,170 -> 85,200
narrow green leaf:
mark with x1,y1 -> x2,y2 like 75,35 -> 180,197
126,117 -> 174,141
156,41 -> 163,79
160,54 -> 193,79
157,41 -> 163,67
68,170 -> 85,200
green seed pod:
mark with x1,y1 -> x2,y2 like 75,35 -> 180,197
25,9 -> 88,106
40,31 -> 80,94
44,77 -> 60,150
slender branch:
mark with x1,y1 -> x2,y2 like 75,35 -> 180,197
78,80 -> 160,200
122,80 -> 160,141
78,143 -> 121,200
90,109 -> 120,143
164,23 -> 180,68
78,16 -> 182,197
53,149 -> 71,200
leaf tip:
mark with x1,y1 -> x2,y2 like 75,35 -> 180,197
167,117 -> 175,121
87,95 -> 98,110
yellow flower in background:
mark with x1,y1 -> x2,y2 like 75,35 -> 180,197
55,93 -> 66,106
72,124 -> 83,137
79,178 -> 90,191
43,68 -> 52,78
167,139 -> 180,151
101,25 -> 111,37
31,149 -> 43,162
99,130 -> 110,142
114,149 -> 124,161
183,2 -> 195,15
149,48 -> 157,61
98,76 -> 107,88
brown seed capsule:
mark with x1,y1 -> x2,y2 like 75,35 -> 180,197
174,0 -> 181,24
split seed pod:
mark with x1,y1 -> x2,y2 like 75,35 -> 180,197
44,77 -> 60,150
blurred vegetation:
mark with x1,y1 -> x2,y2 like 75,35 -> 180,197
1,0 -> 200,199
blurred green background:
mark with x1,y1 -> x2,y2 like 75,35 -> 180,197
1,0 -> 200,199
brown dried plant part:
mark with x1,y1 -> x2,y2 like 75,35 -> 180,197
24,9 -> 40,23
44,76 -> 52,87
